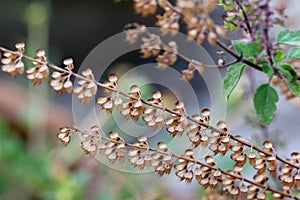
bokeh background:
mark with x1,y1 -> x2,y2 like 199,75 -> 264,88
1,0 -> 300,200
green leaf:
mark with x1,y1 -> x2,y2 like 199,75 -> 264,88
232,40 -> 261,56
276,29 -> 300,46
279,64 -> 298,83
288,47 -> 300,60
223,63 -> 246,101
254,84 -> 279,125
288,81 -> 300,96
262,64 -> 274,77
274,50 -> 286,64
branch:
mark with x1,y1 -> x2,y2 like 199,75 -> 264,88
1,44 -> 299,199
0,45 -> 298,171
66,126 -> 299,200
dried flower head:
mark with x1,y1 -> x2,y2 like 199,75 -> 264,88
73,68 -> 97,103
133,0 -> 157,17
26,49 -> 49,84
0,42 -> 25,77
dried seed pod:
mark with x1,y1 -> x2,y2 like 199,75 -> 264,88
229,187 -> 240,199
184,170 -> 194,183
279,166 -> 292,175
205,156 -> 216,166
208,31 -> 217,45
181,68 -> 194,80
199,178 -> 210,188
57,128 -> 71,146
197,32 -> 206,44
200,134 -> 209,147
158,142 -> 167,150
36,49 -> 46,62
248,185 -> 259,194
209,143 -> 220,155
109,131 -> 120,140
108,74 -> 118,83
156,9 -> 180,33
215,25 -> 227,38
140,34 -> 161,58
138,135 -> 147,143
213,169 -> 222,180
267,154 -> 277,176
254,162 -> 266,174
240,184 -> 248,198
201,108 -> 211,121
185,149 -> 194,158
294,172 -> 300,188
221,135 -> 230,148
130,85 -> 140,94
248,152 -> 257,166
233,135 -> 245,147
217,120 -> 228,132
254,173 -> 269,184
257,191 -> 266,200
263,141 -> 274,152
209,178 -> 218,190
74,68 -> 97,103
218,143 -> 228,156
203,0 -> 217,12
175,101 -> 185,109
128,149 -> 140,157
272,193 -> 283,200
192,114 -> 203,122
26,58 -> 49,85
174,163 -> 187,171
291,152 -> 300,164
235,153 -> 247,167
114,97 -> 123,106
231,146 -> 243,154
97,97 -> 114,113
152,90 -> 161,100
15,41 -> 25,53
282,175 -> 294,188
63,58 -> 74,70
133,0 -> 157,17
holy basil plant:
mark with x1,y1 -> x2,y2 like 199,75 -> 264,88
223,29 -> 300,125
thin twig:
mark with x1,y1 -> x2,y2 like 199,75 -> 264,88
235,0 -> 253,39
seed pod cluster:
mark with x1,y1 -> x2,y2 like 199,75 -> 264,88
50,58 -> 74,94
143,91 -> 165,129
57,127 -> 76,146
26,49 -> 49,85
1,42 -> 25,77
165,101 -> 187,137
73,68 -> 97,103
156,9 -> 180,33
